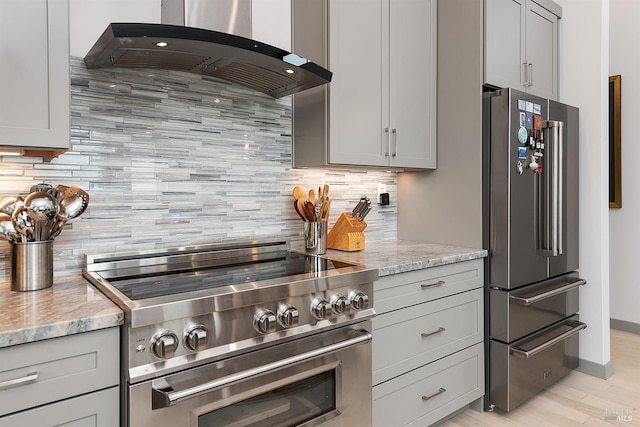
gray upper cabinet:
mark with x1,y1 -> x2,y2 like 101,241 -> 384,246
292,0 -> 437,169
0,0 -> 70,155
484,0 -> 561,100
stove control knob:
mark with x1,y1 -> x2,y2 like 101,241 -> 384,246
184,325 -> 208,351
151,331 -> 179,359
349,290 -> 369,311
311,298 -> 331,320
330,294 -> 350,315
254,309 -> 277,334
277,304 -> 299,328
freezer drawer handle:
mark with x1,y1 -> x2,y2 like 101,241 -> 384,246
510,321 -> 586,359
422,387 -> 446,401
509,279 -> 586,306
151,329 -> 372,408
0,371 -> 38,391
421,280 -> 445,290
421,327 -> 446,338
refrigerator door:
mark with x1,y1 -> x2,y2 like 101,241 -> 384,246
548,101 -> 579,276
486,89 -> 548,289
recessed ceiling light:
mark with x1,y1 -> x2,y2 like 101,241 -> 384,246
155,41 -> 169,47
285,69 -> 295,74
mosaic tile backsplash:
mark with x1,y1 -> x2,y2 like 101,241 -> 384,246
0,57 -> 398,281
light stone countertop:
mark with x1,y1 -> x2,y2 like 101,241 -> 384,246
0,275 -> 123,348
0,240 -> 485,348
300,239 -> 487,277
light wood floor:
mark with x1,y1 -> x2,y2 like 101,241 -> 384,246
442,329 -> 640,426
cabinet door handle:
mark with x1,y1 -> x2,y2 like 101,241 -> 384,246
522,60 -> 530,86
0,372 -> 38,391
420,280 -> 444,289
422,387 -> 446,401
421,327 -> 445,338
529,62 -> 534,87
384,128 -> 391,157
391,128 -> 397,158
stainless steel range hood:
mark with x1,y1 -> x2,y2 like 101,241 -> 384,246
83,2 -> 331,98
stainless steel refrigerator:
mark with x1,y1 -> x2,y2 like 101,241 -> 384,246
482,88 -> 587,412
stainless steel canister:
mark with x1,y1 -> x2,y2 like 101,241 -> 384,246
303,221 -> 327,255
10,241 -> 54,291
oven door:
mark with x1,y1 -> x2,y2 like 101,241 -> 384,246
127,324 -> 372,427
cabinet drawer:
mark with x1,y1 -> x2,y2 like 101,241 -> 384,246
373,343 -> 484,427
375,259 -> 483,315
0,386 -> 119,427
0,327 -> 119,416
373,288 -> 483,385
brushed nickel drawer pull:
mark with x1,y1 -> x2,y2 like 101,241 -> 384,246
0,372 -> 38,391
422,387 -> 446,401
421,327 -> 445,338
421,280 -> 444,290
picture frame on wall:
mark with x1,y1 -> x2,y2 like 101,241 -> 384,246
609,75 -> 622,208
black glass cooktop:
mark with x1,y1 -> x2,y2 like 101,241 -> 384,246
100,250 -> 354,301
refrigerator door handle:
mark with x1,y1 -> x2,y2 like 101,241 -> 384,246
510,320 -> 586,359
509,279 -> 586,306
539,119 -> 564,257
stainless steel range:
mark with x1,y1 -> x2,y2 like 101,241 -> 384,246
84,240 -> 377,427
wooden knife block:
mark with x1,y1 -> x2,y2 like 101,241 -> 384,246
327,212 -> 367,252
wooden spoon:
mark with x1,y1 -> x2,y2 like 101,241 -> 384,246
304,200 -> 316,222
293,186 -> 306,201
308,188 -> 316,204
297,199 -> 308,221
294,200 -> 306,220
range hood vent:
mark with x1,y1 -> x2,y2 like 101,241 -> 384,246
84,23 -> 332,98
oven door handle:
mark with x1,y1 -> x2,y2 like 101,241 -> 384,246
152,329 -> 373,408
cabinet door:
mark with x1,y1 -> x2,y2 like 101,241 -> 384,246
389,0 -> 437,169
327,0 -> 388,167
525,0 -> 558,99
484,0 -> 527,91
0,0 -> 69,154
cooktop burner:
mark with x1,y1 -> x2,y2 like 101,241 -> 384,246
98,250 -> 354,300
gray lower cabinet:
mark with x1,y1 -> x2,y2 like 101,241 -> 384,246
0,327 -> 119,426
372,259 -> 484,426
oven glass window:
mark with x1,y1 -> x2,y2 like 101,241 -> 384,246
198,370 -> 336,426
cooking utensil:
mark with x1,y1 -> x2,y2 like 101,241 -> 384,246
0,213 -> 19,242
0,196 -> 23,216
59,186 -> 89,221
12,206 -> 35,242
308,188 -> 315,204
31,182 -> 66,203
293,200 -> 306,221
24,191 -> 60,240
321,197 -> 332,221
304,200 -> 316,222
293,186 -> 306,201
296,198 -> 309,221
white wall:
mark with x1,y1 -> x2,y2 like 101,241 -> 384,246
609,0 -> 640,327
556,0 -> 611,374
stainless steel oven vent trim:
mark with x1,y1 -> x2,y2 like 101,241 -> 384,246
83,23 -> 332,98
84,239 -> 290,273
